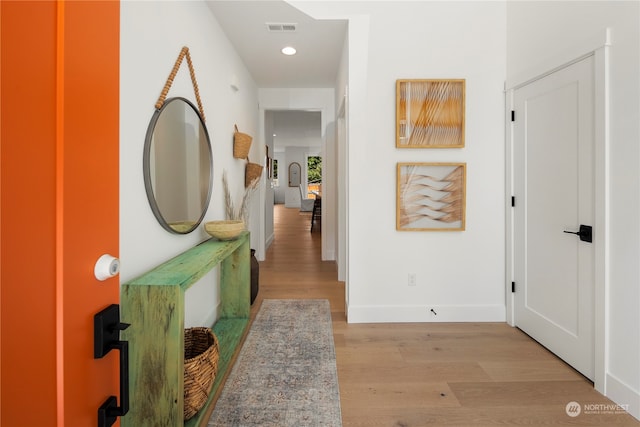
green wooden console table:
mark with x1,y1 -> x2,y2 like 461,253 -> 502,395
121,232 -> 250,427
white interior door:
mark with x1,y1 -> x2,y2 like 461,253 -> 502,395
513,55 -> 595,380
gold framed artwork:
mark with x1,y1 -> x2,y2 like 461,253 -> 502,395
396,162 -> 466,231
396,79 -> 465,148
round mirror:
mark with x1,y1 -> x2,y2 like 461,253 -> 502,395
143,97 -> 213,234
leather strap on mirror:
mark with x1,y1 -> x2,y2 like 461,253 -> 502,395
155,46 -> 206,122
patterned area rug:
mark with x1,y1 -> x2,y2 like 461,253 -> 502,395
207,299 -> 343,427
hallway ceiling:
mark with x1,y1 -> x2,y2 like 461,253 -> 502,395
268,110 -> 322,151
206,0 -> 347,88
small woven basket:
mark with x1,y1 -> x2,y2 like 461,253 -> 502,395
233,124 -> 252,159
245,158 -> 263,187
184,327 -> 219,420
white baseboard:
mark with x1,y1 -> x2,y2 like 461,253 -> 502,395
266,232 -> 274,248
323,249 -> 335,261
347,304 -> 506,323
606,373 -> 640,421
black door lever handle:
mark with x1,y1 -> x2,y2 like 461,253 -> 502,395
94,304 -> 130,427
563,224 -> 593,243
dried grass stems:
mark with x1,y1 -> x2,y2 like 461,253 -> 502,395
222,170 -> 259,225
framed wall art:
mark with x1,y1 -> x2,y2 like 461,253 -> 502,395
396,162 -> 466,231
396,79 -> 465,148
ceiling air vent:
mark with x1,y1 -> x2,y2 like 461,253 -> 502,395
266,23 -> 297,32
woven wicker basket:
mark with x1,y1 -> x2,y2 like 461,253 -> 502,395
184,327 -> 219,420
245,158 -> 263,187
233,124 -> 252,159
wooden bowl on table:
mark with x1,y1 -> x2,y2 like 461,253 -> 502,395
204,220 -> 245,241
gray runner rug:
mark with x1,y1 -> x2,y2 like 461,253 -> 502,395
207,299 -> 343,427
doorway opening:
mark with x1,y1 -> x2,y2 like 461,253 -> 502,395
306,154 -> 322,200
263,109 -> 326,253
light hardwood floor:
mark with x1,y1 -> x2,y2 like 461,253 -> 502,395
251,205 -> 639,426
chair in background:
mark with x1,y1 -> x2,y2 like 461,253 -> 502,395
299,185 -> 315,212
311,197 -> 321,232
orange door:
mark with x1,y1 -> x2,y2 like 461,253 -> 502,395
1,1 -> 120,426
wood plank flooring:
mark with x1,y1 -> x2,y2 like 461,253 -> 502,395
251,205 -> 639,426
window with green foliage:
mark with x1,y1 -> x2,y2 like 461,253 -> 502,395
307,156 -> 322,183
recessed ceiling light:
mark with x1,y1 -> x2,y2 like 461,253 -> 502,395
281,46 -> 296,56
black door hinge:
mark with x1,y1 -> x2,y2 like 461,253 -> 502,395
511,196 -> 515,207
511,282 -> 515,293
511,110 -> 515,122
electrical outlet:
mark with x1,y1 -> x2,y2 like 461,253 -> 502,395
408,273 -> 416,286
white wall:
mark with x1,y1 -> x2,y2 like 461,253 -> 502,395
264,114 -> 275,248
120,0 -> 259,327
273,152 -> 287,204
294,1 -> 507,322
282,147 -> 313,208
507,1 -> 640,419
